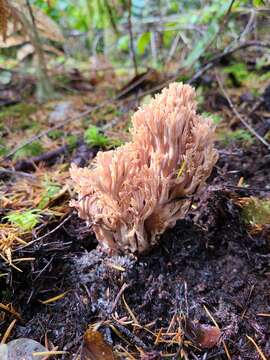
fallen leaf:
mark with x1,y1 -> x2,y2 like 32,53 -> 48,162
186,319 -> 221,349
81,329 -> 114,360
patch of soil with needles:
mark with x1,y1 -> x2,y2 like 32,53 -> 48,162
1,139 -> 269,360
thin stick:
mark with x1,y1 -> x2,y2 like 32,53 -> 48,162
127,0 -> 138,75
189,40 -> 270,84
110,283 -> 129,313
25,0 -> 53,99
200,0 -> 236,57
15,214 -> 73,251
0,167 -> 36,179
104,0 -> 119,34
4,102 -> 108,160
216,74 -> 270,150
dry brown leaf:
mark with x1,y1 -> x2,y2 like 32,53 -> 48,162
17,43 -> 34,61
81,329 -> 115,360
0,34 -> 26,47
186,319 -> 221,349
8,0 -> 64,43
32,6 -> 64,43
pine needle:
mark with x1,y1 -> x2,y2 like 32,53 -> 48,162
0,303 -> 22,320
177,159 -> 186,178
33,350 -> 68,357
246,335 -> 267,360
122,294 -> 139,325
40,291 -> 68,304
1,319 -> 16,344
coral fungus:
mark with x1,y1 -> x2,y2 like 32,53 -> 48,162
70,83 -> 218,253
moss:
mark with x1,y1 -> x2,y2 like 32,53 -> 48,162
4,209 -> 42,231
13,141 -> 44,160
0,139 -> 8,157
0,103 -> 38,122
0,103 -> 38,130
48,130 -> 64,140
242,197 -> 270,225
66,135 -> 79,150
218,129 -> 253,145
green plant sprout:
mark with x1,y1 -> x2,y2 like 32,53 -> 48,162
4,209 -> 42,231
84,126 -> 122,148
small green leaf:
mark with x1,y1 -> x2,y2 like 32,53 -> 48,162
252,0 -> 265,7
84,126 -> 110,147
223,63 -> 249,83
5,209 -> 42,231
163,30 -> 175,48
201,112 -> 222,125
48,130 -> 64,140
137,32 -> 151,55
118,35 -> 129,52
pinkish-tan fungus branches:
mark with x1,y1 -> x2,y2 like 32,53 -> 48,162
70,83 -> 218,253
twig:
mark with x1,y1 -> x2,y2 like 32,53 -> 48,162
239,9 -> 256,42
112,321 -> 147,350
166,32 -> 182,63
110,283 -> 129,313
127,0 -> 138,75
150,31 -> 157,66
15,144 -> 69,171
4,103 -> 108,160
189,40 -> 270,84
222,184 -> 270,193
201,0 -> 236,55
0,167 -> 36,179
33,256 -> 54,282
216,74 -> 270,150
104,0 -> 119,34
25,0 -> 53,100
15,214 -> 73,251
241,284 -> 255,319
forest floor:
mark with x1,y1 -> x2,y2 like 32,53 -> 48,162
0,52 -> 270,360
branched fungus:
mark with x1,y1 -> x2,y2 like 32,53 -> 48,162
70,83 -> 219,253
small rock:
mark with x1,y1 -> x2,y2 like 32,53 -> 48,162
0,344 -> 8,360
49,101 -> 73,124
0,338 -> 47,360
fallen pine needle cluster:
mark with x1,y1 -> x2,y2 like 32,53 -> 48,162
70,83 -> 218,253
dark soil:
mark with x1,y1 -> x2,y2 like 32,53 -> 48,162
1,92 -> 270,359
